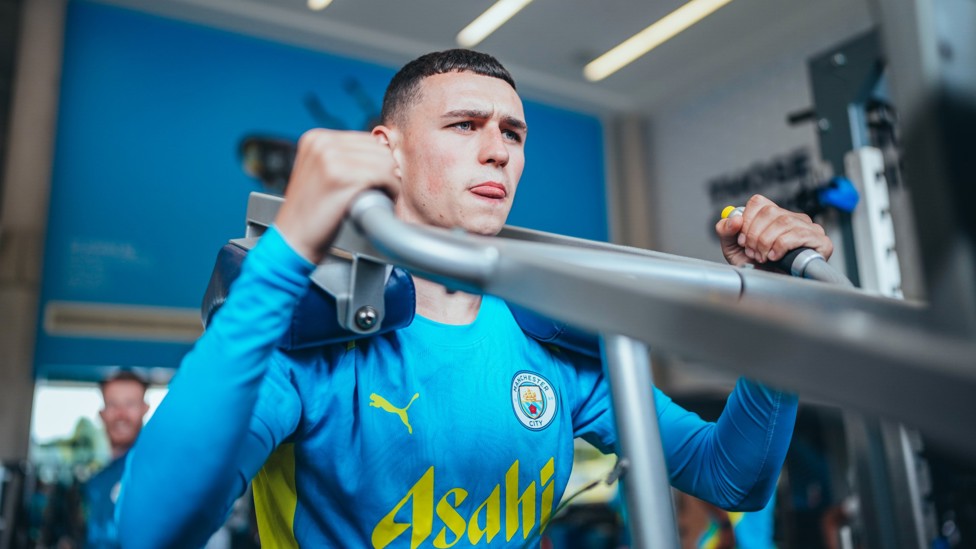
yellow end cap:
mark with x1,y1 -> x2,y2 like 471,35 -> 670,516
721,206 -> 737,219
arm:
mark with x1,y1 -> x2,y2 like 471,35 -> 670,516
576,196 -> 822,509
573,358 -> 795,511
656,379 -> 797,511
117,227 -> 312,548
117,130 -> 400,548
665,193 -> 825,508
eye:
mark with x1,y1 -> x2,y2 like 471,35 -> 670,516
452,121 -> 473,131
503,129 -> 523,143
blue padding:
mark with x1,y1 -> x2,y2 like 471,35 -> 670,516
818,176 -> 860,213
201,242 -> 601,357
506,303 -> 601,359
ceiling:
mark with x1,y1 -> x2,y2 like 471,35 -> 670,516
101,0 -> 874,114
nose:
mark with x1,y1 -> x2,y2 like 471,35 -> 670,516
478,127 -> 509,167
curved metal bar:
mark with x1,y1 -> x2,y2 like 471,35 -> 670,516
347,191 -> 501,288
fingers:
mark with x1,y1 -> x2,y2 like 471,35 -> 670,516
716,213 -> 743,238
294,129 -> 400,195
715,215 -> 743,257
275,129 -> 401,263
734,194 -> 832,264
714,216 -> 752,267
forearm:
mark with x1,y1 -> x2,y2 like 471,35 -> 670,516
117,227 -> 313,548
715,378 -> 796,509
661,379 -> 797,511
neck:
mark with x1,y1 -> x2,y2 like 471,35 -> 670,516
413,277 -> 482,324
111,444 -> 130,460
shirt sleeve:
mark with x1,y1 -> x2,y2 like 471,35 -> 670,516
572,355 -> 797,511
116,227 -> 310,548
656,378 -> 797,511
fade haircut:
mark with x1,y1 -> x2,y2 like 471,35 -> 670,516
380,49 -> 517,126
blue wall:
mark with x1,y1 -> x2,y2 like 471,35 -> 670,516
36,1 -> 608,379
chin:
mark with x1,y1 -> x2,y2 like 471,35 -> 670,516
109,431 -> 139,447
466,209 -> 510,235
464,219 -> 506,236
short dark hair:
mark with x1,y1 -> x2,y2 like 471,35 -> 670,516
99,370 -> 149,392
380,49 -> 517,125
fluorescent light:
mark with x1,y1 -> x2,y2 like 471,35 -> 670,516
584,0 -> 733,82
307,0 -> 334,11
457,0 -> 534,48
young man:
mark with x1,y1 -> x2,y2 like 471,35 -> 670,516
119,49 -> 832,548
87,371 -> 150,548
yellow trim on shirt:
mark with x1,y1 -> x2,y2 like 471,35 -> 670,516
252,443 -> 299,549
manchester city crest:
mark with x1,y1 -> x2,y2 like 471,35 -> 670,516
511,371 -> 557,430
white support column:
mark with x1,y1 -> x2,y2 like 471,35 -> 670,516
846,147 -> 902,297
604,114 -> 656,250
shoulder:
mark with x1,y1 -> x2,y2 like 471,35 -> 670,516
87,454 -> 127,492
266,337 -> 395,399
270,339 -> 356,372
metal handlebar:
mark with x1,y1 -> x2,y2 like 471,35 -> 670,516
347,191 -> 501,288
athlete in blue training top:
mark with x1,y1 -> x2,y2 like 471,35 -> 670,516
117,49 -> 834,548
87,371 -> 149,548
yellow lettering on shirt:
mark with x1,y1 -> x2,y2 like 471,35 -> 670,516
540,458 -> 555,532
505,460 -> 536,541
467,485 -> 500,545
371,466 -> 434,549
371,458 -> 556,548
433,489 -> 468,548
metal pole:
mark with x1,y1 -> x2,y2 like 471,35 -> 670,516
601,334 -> 679,549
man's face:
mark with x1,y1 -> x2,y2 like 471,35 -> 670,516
385,71 -> 527,235
99,380 -> 149,452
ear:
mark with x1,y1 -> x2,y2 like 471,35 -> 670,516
372,125 -> 404,183
372,125 -> 400,149
99,408 -> 108,422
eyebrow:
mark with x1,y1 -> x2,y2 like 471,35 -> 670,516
443,109 -> 527,132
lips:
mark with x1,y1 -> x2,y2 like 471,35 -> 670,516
470,182 -> 507,199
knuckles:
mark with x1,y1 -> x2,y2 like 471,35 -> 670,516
733,194 -> 833,261
746,194 -> 771,210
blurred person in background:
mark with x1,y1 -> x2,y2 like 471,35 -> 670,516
84,371 -> 149,548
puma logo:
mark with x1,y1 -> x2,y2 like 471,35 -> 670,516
369,393 -> 420,434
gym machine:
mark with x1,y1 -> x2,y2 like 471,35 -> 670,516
785,0 -> 976,542
211,1 -> 975,547
207,178 -> 973,549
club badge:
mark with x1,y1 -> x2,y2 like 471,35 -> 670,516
511,371 -> 557,431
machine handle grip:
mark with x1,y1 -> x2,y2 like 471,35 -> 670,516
721,206 -> 852,286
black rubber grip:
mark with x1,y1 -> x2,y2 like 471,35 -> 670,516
775,247 -> 809,274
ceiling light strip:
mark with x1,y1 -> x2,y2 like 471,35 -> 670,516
457,0 -> 534,48
584,0 -> 734,82
307,0 -> 334,11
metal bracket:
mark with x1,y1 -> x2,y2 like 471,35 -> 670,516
309,254 -> 389,335
242,192 -> 389,335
